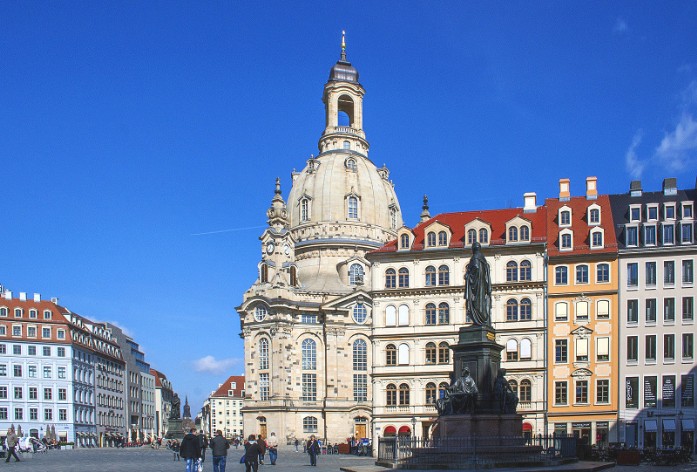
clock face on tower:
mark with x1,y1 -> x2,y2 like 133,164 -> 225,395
266,242 -> 275,255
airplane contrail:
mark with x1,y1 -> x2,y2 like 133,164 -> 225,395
191,225 -> 266,236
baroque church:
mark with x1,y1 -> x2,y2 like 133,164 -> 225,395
237,38 -> 404,443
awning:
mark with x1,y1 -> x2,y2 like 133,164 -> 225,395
645,420 -> 658,432
522,422 -> 533,432
663,419 -> 676,432
682,419 -> 695,431
383,426 -> 396,435
398,425 -> 411,434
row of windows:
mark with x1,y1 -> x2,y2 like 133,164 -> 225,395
0,343 -> 66,357
0,307 -> 53,319
258,338 -> 369,372
0,406 -> 68,421
554,300 -> 611,321
557,228 -> 604,251
385,260 -> 535,288
625,374 -> 694,409
627,202 -> 693,222
554,379 -> 611,406
0,364 -> 67,378
0,385 -> 68,401
299,195 -> 362,222
624,222 -> 695,246
554,337 -> 611,363
554,263 -> 610,285
626,297 -> 694,323
388,379 -> 534,406
0,324 -> 65,339
626,333 -> 694,362
626,260 -> 694,287
558,206 -> 601,227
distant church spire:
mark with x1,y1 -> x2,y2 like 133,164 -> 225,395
420,194 -> 431,222
267,177 -> 288,230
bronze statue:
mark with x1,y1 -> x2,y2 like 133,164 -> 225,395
170,394 -> 181,420
494,369 -> 518,414
465,242 -> 491,326
436,368 -> 479,415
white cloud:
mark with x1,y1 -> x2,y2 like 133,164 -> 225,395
613,18 -> 629,34
625,131 -> 645,179
193,355 -> 239,374
681,80 -> 697,107
655,113 -> 697,171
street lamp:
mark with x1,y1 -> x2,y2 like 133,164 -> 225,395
411,416 -> 417,439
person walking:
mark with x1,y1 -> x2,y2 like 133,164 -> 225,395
294,438 -> 299,452
210,430 -> 230,472
266,432 -> 278,465
5,427 -> 21,462
180,428 -> 201,472
256,434 -> 266,464
198,430 -> 208,471
243,434 -> 261,472
306,435 -> 320,466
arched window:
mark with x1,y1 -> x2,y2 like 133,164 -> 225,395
390,208 -> 397,230
302,339 -> 316,370
346,157 -> 356,170
353,303 -> 367,323
520,379 -> 532,402
353,339 -> 367,371
509,227 -> 518,242
427,232 -> 436,247
438,302 -> 450,324
349,263 -> 364,285
506,261 -> 518,282
438,382 -> 449,400
386,345 -> 397,366
467,229 -> 477,245
576,264 -> 589,284
560,210 -> 571,226
303,416 -> 318,433
438,342 -> 450,364
425,303 -> 437,325
0,307 -> 7,317
520,260 -> 532,281
520,338 -> 532,359
438,265 -> 450,285
591,230 -> 603,248
385,269 -> 396,288
259,338 -> 269,370
400,234 -> 410,249
506,299 -> 518,321
438,231 -> 447,246
506,339 -> 519,361
426,382 -> 437,404
385,305 -> 396,326
425,342 -> 437,364
520,298 -> 532,320
300,198 -> 310,222
398,344 -> 409,364
399,383 -> 410,405
347,196 -> 358,219
589,208 -> 600,224
398,305 -> 409,326
479,228 -> 489,244
425,266 -> 437,286
508,379 -> 519,397
398,268 -> 409,288
520,226 -> 530,241
386,384 -> 397,406
560,232 -> 572,250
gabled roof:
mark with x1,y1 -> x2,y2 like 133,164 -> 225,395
546,195 -> 617,257
211,375 -> 245,398
372,207 -> 547,253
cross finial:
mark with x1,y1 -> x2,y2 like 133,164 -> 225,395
340,30 -> 347,61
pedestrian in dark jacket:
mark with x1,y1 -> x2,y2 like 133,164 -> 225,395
180,428 -> 202,472
209,430 -> 230,472
243,435 -> 261,472
307,435 -> 320,466
198,430 -> 208,468
256,434 -> 266,464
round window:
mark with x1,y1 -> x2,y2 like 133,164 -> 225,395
254,306 -> 268,322
353,303 -> 367,324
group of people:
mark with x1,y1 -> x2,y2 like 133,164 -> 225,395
178,428 -> 231,472
240,432 -> 278,471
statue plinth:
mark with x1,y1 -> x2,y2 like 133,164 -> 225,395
450,324 -> 503,413
433,413 -> 523,439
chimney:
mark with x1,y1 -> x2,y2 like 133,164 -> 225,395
3,291 -> 11,300
33,293 -> 41,302
51,297 -> 59,304
586,177 -> 598,200
523,192 -> 537,213
663,178 -> 677,196
559,178 -> 571,201
19,292 -> 27,301
630,180 -> 642,197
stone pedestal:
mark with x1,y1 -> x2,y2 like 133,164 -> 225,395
433,413 -> 523,439
450,324 -> 503,413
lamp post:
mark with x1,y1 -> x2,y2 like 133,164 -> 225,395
411,416 -> 417,439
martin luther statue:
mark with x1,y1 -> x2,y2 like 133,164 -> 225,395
465,242 -> 492,326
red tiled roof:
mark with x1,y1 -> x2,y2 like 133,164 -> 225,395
545,195 -> 618,257
211,375 -> 245,398
150,368 -> 166,388
374,207 -> 547,253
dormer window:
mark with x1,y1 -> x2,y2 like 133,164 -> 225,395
438,231 -> 447,246
427,232 -> 436,247
400,234 -> 410,249
588,206 -> 601,225
681,223 -> 694,244
467,229 -> 476,245
647,205 -> 658,221
520,226 -> 530,241
560,208 -> 571,226
559,230 -> 573,251
665,204 -> 676,220
14,308 -> 22,318
590,229 -> 604,249
29,309 -> 37,319
682,203 -> 694,219
625,226 -> 638,246
479,228 -> 489,244
644,225 -> 657,246
508,227 -> 518,242
629,206 -> 641,222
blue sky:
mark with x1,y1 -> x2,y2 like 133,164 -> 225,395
2,2 -> 697,412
